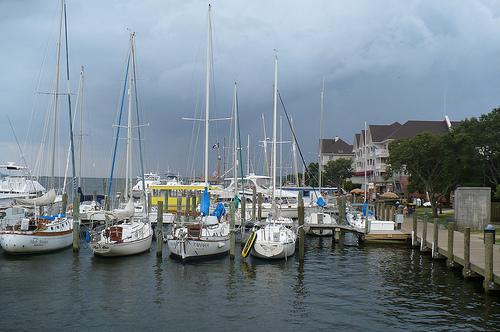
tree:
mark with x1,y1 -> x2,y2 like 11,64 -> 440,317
388,131 -> 468,217
304,162 -> 318,187
322,158 -> 354,194
452,108 -> 500,189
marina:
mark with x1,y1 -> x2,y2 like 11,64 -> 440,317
1,226 -> 500,330
3,1 -> 500,330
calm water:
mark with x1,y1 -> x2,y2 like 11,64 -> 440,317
1,235 -> 499,331
3,177 -> 499,331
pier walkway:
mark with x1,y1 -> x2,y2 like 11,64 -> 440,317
400,216 -> 500,292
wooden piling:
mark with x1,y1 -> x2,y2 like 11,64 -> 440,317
432,218 -> 439,259
72,197 -> 80,252
164,190 -> 169,213
177,197 -> 182,213
230,201 -> 235,259
104,195 -> 110,211
484,231 -> 496,292
252,188 -> 256,223
156,201 -> 163,257
447,222 -> 458,268
257,193 -> 262,221
298,191 -> 305,261
431,218 -> 445,260
421,214 -> 430,252
62,193 -> 67,214
241,196 -> 246,227
338,196 -> 346,224
148,193 -> 152,214
462,227 -> 477,278
412,213 -> 418,247
191,194 -> 196,214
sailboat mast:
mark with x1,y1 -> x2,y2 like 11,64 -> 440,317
63,0 -> 77,199
78,66 -> 84,189
51,0 -> 64,190
364,120 -> 367,204
125,32 -> 135,199
272,55 -> 278,201
262,114 -> 269,177
204,4 -> 212,188
233,82 -> 238,197
319,80 -> 324,193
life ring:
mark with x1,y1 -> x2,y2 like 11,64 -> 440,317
241,231 -> 257,258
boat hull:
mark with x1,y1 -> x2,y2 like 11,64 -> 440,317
250,224 -> 296,260
89,233 -> 153,257
89,220 -> 154,257
0,231 -> 73,254
167,236 -> 230,261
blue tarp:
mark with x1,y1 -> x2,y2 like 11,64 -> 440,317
39,216 -> 55,221
211,203 -> 226,220
317,197 -> 326,208
200,187 -> 210,216
362,202 -> 374,216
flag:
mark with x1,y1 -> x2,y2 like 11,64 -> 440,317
213,169 -> 218,178
212,143 -> 219,149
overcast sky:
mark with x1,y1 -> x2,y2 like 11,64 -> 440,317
2,0 -> 500,181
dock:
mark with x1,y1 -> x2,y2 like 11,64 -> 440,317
400,215 -> 500,292
305,223 -> 412,242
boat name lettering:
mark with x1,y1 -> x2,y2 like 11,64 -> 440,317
193,243 -> 209,248
29,238 -> 49,246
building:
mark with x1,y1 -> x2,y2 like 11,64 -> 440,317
351,116 -> 459,194
319,136 -> 354,166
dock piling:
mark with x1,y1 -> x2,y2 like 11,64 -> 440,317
230,201 -> 235,259
421,214 -> 430,252
156,201 -> 163,257
447,222 -> 458,268
484,230 -> 498,292
72,197 -> 80,252
298,192 -> 305,261
412,214 -> 418,247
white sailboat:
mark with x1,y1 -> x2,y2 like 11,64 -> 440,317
88,32 -> 153,257
305,81 -> 336,236
0,0 -> 74,254
247,56 -> 297,260
166,5 -> 230,261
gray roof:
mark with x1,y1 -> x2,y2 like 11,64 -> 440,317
387,120 -> 459,140
320,138 -> 353,155
355,119 -> 460,144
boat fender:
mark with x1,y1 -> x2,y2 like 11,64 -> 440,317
241,231 -> 257,258
86,230 -> 91,243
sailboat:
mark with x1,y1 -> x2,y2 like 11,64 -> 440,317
88,32 -> 153,257
0,0 -> 74,254
166,5 -> 230,261
305,81 -> 336,236
245,56 -> 297,260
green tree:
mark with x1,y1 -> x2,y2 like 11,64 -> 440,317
304,162 -> 318,187
452,108 -> 500,189
322,158 -> 354,194
388,131 -> 467,217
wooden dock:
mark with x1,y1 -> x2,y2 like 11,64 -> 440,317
400,215 -> 500,292
305,224 -> 412,242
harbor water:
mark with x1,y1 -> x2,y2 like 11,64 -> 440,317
1,178 -> 499,330
1,236 -> 500,331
